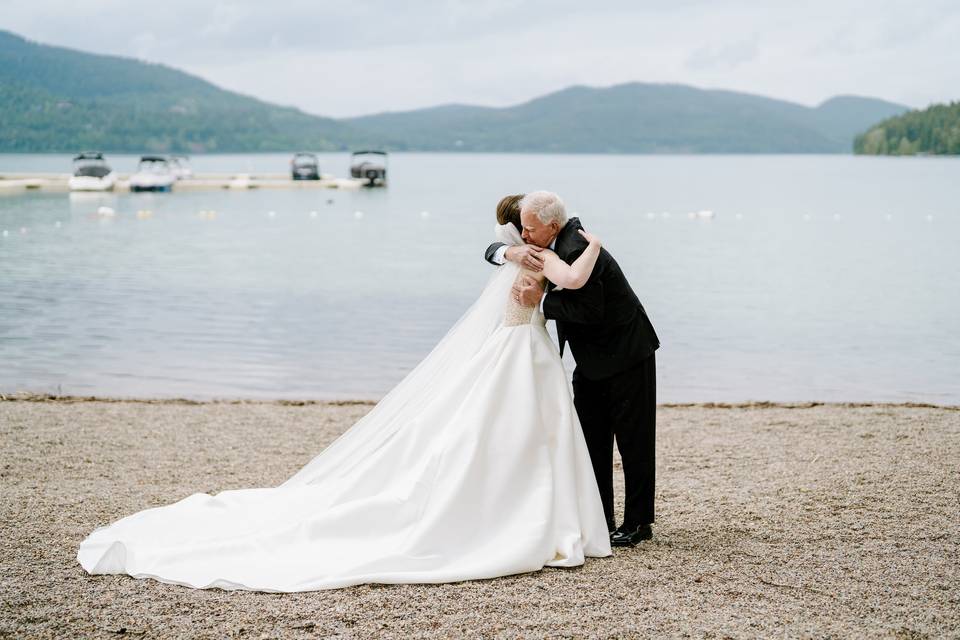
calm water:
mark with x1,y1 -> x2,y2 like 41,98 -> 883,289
1,153 -> 957,403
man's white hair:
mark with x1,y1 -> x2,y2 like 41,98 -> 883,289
520,190 -> 568,227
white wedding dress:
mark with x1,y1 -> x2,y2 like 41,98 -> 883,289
77,224 -> 612,592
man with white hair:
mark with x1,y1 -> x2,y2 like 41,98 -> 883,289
485,190 -> 661,546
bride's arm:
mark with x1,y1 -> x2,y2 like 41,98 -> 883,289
542,230 -> 602,290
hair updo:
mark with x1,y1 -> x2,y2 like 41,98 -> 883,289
496,194 -> 524,231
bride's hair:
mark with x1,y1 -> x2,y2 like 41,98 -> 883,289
496,194 -> 524,231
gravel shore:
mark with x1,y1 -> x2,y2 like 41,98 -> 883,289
1,395 -> 957,639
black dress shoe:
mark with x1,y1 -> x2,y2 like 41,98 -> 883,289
610,523 -> 652,547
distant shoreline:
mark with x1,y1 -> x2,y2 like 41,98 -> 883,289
4,151 -> 959,164
1,391 -> 956,410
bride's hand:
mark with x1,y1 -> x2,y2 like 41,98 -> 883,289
578,229 -> 601,246
505,244 -> 544,272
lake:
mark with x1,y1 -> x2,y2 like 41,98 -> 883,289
1,153 -> 957,404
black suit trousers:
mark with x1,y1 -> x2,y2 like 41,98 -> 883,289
573,352 -> 656,529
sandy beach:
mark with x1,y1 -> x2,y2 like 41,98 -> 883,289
1,394 -> 957,638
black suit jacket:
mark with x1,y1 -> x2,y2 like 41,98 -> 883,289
485,218 -> 659,381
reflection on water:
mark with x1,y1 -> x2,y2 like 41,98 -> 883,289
1,153 -> 958,403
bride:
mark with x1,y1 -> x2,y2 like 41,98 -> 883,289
77,194 -> 612,592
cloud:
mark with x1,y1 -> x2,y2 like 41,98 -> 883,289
0,0 -> 956,116
685,39 -> 760,71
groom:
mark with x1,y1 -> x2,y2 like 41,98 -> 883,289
485,191 -> 660,546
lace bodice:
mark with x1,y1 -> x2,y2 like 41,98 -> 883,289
504,270 -> 547,327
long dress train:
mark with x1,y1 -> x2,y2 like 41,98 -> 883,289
77,225 -> 612,592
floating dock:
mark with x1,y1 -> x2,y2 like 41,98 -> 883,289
0,173 -> 367,193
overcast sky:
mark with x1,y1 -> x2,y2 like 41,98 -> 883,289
3,0 -> 958,117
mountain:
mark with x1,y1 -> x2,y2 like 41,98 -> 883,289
0,29 -> 911,154
347,84 -> 909,153
854,102 -> 960,155
0,30 -> 371,153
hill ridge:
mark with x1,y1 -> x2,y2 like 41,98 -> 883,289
0,29 -> 910,154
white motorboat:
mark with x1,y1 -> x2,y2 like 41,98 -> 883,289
129,156 -> 176,192
291,152 -> 320,180
168,155 -> 193,180
68,152 -> 116,191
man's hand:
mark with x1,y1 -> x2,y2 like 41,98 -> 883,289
512,275 -> 545,307
504,245 -> 545,272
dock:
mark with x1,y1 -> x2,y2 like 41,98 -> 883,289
0,173 -> 367,193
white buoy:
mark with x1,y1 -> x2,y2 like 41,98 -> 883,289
267,210 -> 277,218
735,213 -> 743,220
55,221 -> 61,228
697,210 -> 714,219
802,214 -> 811,221
926,214 -> 934,222
646,212 -> 656,220
833,213 -> 841,221
309,211 -> 318,218
660,212 -> 671,219
885,214 -> 893,221
354,210 -> 364,219
97,206 -> 115,217
420,211 -> 430,219
1,230 -> 7,237
20,227 -> 27,234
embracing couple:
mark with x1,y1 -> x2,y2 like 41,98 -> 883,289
77,191 -> 661,592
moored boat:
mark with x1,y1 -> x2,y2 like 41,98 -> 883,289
68,152 -> 116,191
168,155 -> 192,180
129,156 -> 176,192
291,152 -> 320,180
349,150 -> 387,187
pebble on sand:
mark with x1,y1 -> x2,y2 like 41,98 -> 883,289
1,397 -> 956,638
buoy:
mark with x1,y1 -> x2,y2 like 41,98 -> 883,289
309,211 -> 318,218
268,210 -> 277,218
326,199 -> 334,205
735,213 -> 743,220
97,206 -> 115,217
420,211 -> 430,219
20,227 -> 27,234
646,212 -> 656,220
802,214 -> 811,221
697,210 -> 714,219
55,221 -> 61,228
354,211 -> 364,219
1,230 -> 7,237
660,212 -> 671,219
885,214 -> 893,221
833,214 -> 841,221
926,214 -> 934,222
